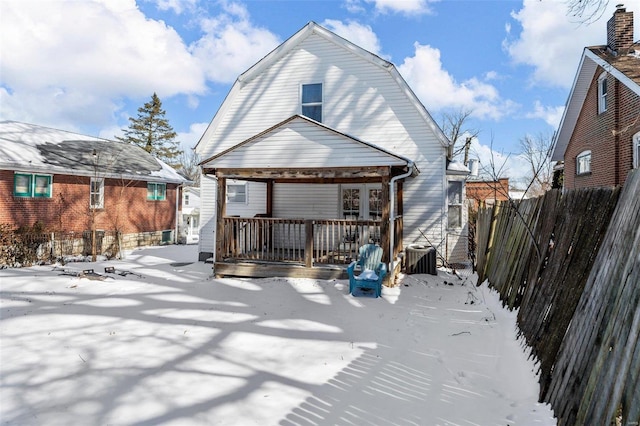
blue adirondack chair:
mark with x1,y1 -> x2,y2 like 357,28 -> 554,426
347,244 -> 387,297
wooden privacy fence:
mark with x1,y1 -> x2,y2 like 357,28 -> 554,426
476,169 -> 640,426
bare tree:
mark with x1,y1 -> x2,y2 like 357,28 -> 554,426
565,0 -> 610,23
178,149 -> 201,186
440,108 -> 480,166
519,133 -> 554,197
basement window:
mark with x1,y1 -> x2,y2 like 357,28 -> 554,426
576,150 -> 592,175
14,173 -> 52,198
147,182 -> 167,201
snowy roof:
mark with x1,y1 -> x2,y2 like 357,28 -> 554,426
0,121 -> 187,184
446,160 -> 470,175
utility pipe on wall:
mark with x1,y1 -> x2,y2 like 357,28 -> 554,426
389,161 -> 415,275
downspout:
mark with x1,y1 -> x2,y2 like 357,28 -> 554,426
175,183 -> 182,244
389,161 -> 414,274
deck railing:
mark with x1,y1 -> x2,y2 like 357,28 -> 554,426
220,217 -> 400,266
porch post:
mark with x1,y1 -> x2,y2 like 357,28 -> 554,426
266,179 -> 274,217
380,174 -> 390,264
396,181 -> 404,255
216,177 -> 227,262
304,220 -> 313,268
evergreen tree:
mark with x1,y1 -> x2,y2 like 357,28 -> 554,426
116,93 -> 183,167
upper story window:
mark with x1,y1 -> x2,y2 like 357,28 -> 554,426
576,150 -> 592,175
14,173 -> 52,198
447,180 -> 463,229
598,72 -> 607,114
184,194 -> 190,206
147,182 -> 166,201
301,83 -> 322,122
227,183 -> 247,203
90,178 -> 104,209
634,132 -> 640,169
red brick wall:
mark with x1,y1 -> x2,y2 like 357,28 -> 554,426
0,170 -> 178,233
466,178 -> 510,211
564,68 -> 640,189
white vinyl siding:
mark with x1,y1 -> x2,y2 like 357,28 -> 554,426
197,30 -> 450,257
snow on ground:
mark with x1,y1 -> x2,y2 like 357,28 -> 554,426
0,245 -> 556,425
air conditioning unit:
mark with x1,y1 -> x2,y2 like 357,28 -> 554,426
405,245 -> 437,275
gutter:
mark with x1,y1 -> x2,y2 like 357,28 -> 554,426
389,161 -> 415,276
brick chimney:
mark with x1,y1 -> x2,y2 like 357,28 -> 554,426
607,4 -> 634,55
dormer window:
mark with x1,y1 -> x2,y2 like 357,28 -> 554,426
598,72 -> 607,114
301,83 -> 322,122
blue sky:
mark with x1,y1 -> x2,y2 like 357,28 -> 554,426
2,0 -> 639,186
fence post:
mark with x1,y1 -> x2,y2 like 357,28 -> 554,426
305,220 -> 314,268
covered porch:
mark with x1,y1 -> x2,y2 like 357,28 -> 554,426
200,115 -> 418,284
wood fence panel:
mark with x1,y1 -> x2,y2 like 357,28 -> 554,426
474,171 -> 637,425
546,170 -> 640,426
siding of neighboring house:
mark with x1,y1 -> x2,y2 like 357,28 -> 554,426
0,170 -> 178,234
564,71 -> 640,189
198,29 -> 453,261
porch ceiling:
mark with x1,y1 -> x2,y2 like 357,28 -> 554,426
204,165 -> 412,183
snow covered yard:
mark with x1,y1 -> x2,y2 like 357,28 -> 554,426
0,245 -> 555,425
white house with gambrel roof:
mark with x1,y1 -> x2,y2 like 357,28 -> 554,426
195,21 -> 468,281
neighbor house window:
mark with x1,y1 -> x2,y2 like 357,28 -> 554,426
576,150 -> 592,175
184,194 -> 190,206
227,183 -> 246,203
447,180 -> 463,229
634,132 -> 640,169
147,182 -> 166,200
598,72 -> 607,114
14,173 -> 52,198
301,83 -> 322,122
90,178 -> 104,209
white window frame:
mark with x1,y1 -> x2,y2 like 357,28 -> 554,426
90,177 -> 104,209
576,150 -> 592,175
598,72 -> 607,114
633,132 -> 640,169
447,179 -> 463,229
301,83 -> 323,123
227,182 -> 247,204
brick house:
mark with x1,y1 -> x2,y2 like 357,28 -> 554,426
552,5 -> 640,190
466,178 -> 510,212
0,121 -> 188,251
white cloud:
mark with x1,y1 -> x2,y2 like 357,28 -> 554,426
364,0 -> 434,15
526,100 -> 564,129
398,43 -> 516,120
190,3 -> 281,83
504,0 -> 640,88
153,0 -> 197,14
177,121 -> 210,151
0,0 -> 205,128
322,19 -> 384,56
